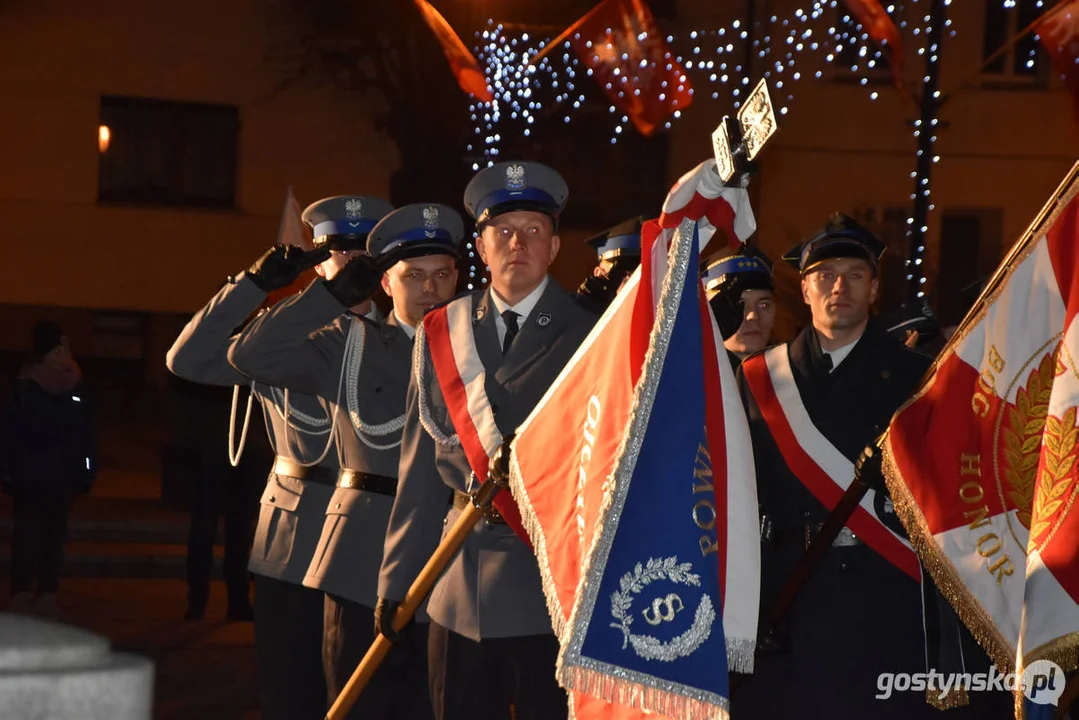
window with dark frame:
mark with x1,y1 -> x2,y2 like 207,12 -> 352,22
97,96 -> 240,208
982,0 -> 1047,79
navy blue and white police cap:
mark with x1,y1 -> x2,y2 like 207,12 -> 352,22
463,161 -> 569,226
302,195 -> 394,251
783,212 -> 886,275
701,245 -> 774,294
367,203 -> 464,263
586,217 -> 644,261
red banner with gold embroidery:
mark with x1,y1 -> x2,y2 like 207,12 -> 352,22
884,163 -> 1079,710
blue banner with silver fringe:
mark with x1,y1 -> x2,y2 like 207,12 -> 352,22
558,219 -> 730,719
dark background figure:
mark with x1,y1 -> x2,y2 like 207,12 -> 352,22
1,321 -> 97,617
170,373 -> 268,621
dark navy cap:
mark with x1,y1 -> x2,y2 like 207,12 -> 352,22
367,203 -> 464,263
702,245 -> 774,294
463,161 -> 569,226
302,195 -> 394,251
783,213 -> 885,275
586,217 -> 643,261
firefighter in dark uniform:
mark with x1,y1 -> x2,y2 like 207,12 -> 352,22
733,214 -> 1010,717
702,244 -> 776,369
734,214 -> 934,717
576,216 -> 643,314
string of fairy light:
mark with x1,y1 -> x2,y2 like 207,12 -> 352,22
459,0 -> 1055,293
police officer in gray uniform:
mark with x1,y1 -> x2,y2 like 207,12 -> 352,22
165,230 -> 373,718
376,162 -> 596,720
228,199 -> 463,719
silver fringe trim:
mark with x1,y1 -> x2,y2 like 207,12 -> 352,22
726,637 -> 756,674
564,666 -> 729,720
508,450 -> 570,641
343,317 -> 405,450
557,219 -> 730,717
413,320 -> 462,447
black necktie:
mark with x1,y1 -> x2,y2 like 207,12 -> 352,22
820,352 -> 833,374
502,310 -> 520,356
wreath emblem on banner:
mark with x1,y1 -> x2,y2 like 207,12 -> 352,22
609,556 -> 716,663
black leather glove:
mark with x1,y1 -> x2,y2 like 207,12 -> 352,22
374,597 -> 403,642
323,254 -> 382,308
708,273 -> 758,340
576,273 -> 617,312
246,245 -> 308,292
854,442 -> 886,493
709,292 -> 745,341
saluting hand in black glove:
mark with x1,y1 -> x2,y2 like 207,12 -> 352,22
323,253 -> 383,308
246,245 -> 317,292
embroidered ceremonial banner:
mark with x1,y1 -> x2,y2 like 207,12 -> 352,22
741,346 -> 920,580
884,162 -> 1079,715
423,298 -> 529,544
561,219 -> 732,718
511,218 -> 758,719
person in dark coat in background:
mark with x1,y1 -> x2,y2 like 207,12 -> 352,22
1,321 -> 97,617
170,372 -> 268,622
734,214 -> 1009,718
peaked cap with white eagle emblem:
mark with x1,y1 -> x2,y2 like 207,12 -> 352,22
302,195 -> 394,251
367,202 -> 464,263
463,161 -> 569,227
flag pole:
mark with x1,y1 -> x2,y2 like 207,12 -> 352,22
524,0 -> 613,67
907,160 -> 1079,397
324,439 -> 514,720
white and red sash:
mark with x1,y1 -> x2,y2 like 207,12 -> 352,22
742,345 -> 920,580
420,297 -> 529,543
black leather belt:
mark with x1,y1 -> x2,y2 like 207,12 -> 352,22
271,456 -> 337,486
453,489 -> 506,524
337,469 -> 398,496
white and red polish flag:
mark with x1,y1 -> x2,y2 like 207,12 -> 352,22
657,158 -> 757,251
883,162 -> 1079,709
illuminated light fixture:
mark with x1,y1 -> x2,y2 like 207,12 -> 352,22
98,125 -> 111,153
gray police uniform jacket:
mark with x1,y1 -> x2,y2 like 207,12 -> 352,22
228,281 -> 410,611
165,275 -> 338,584
378,282 -> 596,641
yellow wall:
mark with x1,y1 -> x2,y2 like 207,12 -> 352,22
0,0 -> 398,315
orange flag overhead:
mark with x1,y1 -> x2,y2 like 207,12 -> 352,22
566,0 -> 692,136
841,0 -> 904,88
1038,0 -> 1079,118
413,0 -> 493,104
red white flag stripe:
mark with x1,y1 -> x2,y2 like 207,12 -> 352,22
885,171 -> 1079,687
742,346 -> 920,580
